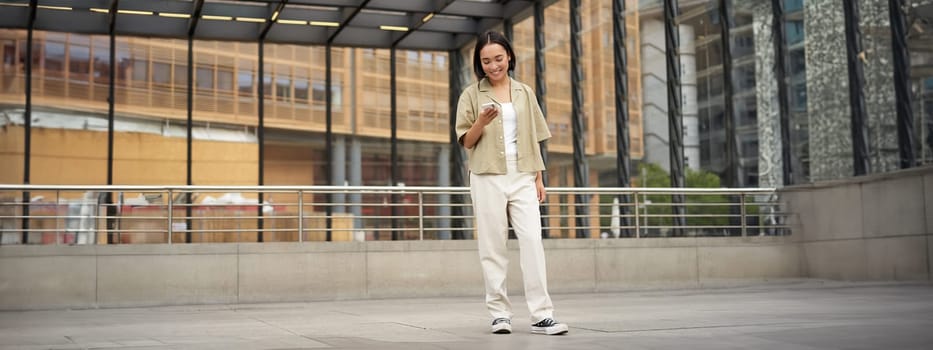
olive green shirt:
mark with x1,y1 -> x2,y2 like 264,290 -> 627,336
455,77 -> 551,175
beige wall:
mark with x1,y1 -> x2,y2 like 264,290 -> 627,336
1,125 -> 260,186
0,237 -> 801,310
782,165 -> 933,281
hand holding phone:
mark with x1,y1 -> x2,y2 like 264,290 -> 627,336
481,102 -> 497,112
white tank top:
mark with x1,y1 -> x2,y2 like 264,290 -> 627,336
500,102 -> 518,157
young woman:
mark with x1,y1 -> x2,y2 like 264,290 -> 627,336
454,31 -> 569,336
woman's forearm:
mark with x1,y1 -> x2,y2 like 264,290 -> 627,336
462,123 -> 485,149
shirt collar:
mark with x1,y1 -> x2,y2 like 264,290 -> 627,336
478,76 -> 521,92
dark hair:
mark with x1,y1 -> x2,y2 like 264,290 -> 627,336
472,31 -> 516,80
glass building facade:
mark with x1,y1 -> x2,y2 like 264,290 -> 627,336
1,0 -> 932,240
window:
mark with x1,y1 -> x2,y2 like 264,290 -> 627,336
92,44 -> 110,83
331,80 -> 343,108
737,65 -> 755,91
709,77 -> 723,97
196,67 -> 213,90
238,71 -> 253,95
295,78 -> 308,101
2,41 -> 14,67
791,81 -> 807,112
152,62 -> 171,85
275,75 -> 290,100
44,42 -> 65,77
115,49 -> 129,81
697,76 -> 708,98
312,81 -> 327,103
789,49 -> 806,77
132,59 -> 148,82
217,69 -> 233,91
734,33 -> 754,57
786,21 -> 805,45
173,65 -> 187,87
68,44 -> 90,78
738,96 -> 757,127
741,139 -> 758,156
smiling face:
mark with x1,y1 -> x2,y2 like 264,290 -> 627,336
479,43 -> 510,84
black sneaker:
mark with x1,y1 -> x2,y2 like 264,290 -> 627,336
531,318 -> 569,335
491,318 -> 512,334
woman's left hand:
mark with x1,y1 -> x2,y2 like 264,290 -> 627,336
535,176 -> 546,203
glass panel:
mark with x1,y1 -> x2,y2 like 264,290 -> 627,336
152,62 -> 170,85
217,69 -> 233,91
68,43 -> 90,77
173,64 -> 187,86
132,59 -> 147,82
92,37 -> 110,84
294,78 -> 308,102
237,70 -> 252,95
196,67 -> 213,90
44,41 -> 65,77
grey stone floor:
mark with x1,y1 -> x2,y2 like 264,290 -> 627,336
1,281 -> 932,349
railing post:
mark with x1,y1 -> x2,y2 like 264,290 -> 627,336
298,190 -> 304,242
634,192 -> 641,238
740,192 -> 747,237
418,192 -> 424,241
55,189 -> 61,245
167,189 -> 173,244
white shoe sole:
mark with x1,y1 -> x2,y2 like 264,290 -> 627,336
491,323 -> 512,334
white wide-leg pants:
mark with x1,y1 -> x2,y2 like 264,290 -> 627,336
470,157 -> 554,322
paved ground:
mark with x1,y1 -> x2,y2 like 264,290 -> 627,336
1,281 -> 932,349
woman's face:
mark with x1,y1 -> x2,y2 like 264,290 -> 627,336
479,43 -> 510,82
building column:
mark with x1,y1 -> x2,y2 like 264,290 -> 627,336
349,137 -> 363,241
805,1 -> 852,181
436,145 -> 451,240
331,135 -> 346,214
859,0 -> 901,174
843,0 -> 872,176
534,0 -> 550,238
570,0 -> 590,238
751,1 -> 784,188
888,0 -> 916,169
804,0 -> 900,181
612,0 -> 633,237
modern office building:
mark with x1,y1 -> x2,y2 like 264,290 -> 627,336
0,0 -> 647,240
635,0 -> 933,187
1,0 -> 931,241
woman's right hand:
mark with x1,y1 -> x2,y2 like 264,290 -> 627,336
463,105 -> 498,149
477,105 -> 498,126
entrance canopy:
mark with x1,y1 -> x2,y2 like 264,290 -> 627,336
0,0 -> 536,50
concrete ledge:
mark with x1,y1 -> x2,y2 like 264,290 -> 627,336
0,236 -> 799,310
0,254 -> 96,309
783,165 -> 933,282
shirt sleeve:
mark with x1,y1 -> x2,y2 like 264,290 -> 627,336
454,88 -> 476,146
529,87 -> 552,143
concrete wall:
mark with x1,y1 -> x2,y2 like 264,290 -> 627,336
5,164 -> 928,311
781,165 -> 933,281
0,236 -> 800,310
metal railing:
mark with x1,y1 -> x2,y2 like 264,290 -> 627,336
0,185 -> 791,245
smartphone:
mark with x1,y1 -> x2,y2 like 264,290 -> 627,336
481,102 -> 497,112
